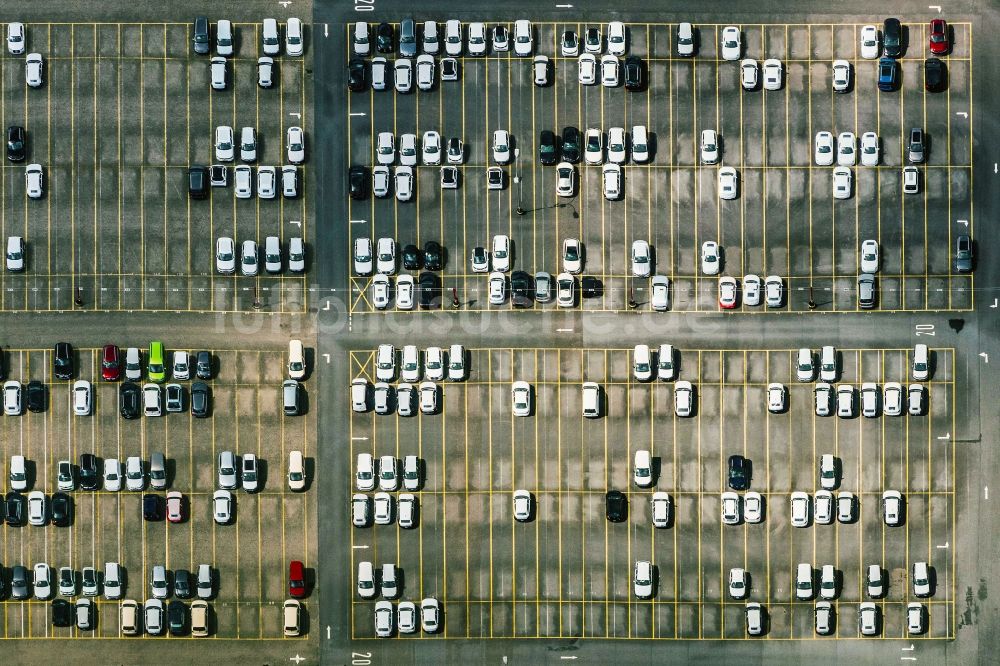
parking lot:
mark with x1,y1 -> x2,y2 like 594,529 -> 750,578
0,345 -> 316,638
0,21 -> 310,313
346,21 -> 973,314
347,345 -> 955,639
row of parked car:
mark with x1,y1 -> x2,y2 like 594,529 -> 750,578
214,237 -> 306,274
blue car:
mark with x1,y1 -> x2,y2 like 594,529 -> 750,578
877,58 -> 898,91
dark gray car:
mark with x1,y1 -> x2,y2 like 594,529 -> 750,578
191,382 -> 210,418
858,273 -> 876,309
11,565 -> 29,599
534,272 -> 552,302
954,235 -> 972,273
193,17 -> 210,55
399,19 -> 417,56
907,128 -> 924,163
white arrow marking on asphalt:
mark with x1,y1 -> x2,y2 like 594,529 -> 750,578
352,544 -> 369,549
936,541 -> 949,548
980,352 -> 989,363
937,433 -> 950,440
903,645 -> 915,651
929,5 -> 942,11
350,219 -> 366,224
350,112 -> 366,117
290,656 -> 305,665
289,112 -> 301,118
956,111 -> 968,118
324,24 -> 328,38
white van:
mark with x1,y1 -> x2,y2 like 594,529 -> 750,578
631,125 -> 649,163
9,454 -> 27,490
104,562 -> 123,599
582,382 -> 600,418
353,21 -> 370,56
448,344 -> 466,381
912,344 -> 929,380
288,340 -> 305,379
262,18 -> 280,55
288,450 -> 305,491
633,450 -> 652,487
657,344 -> 675,381
288,237 -> 305,273
820,346 -> 837,381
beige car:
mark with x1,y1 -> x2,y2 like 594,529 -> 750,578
288,450 -> 306,491
191,600 -> 209,636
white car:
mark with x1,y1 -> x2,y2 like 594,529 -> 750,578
513,19 -> 533,56
721,26 -> 741,60
718,277 -> 738,309
396,383 -> 414,416
701,129 -> 719,164
376,238 -> 395,274
837,491 -> 854,523
651,492 -> 671,528
767,383 -> 785,413
607,127 -> 627,164
357,562 -> 376,599
394,58 -> 413,93
556,162 -> 576,197
632,125 -> 649,163
492,130 -> 511,164
814,489 -> 834,524
860,25 -> 880,59
578,53 -> 597,85
373,492 -> 393,525
633,345 -> 653,382
814,383 -> 833,416
729,568 -> 748,599
25,53 -> 43,87
7,22 -> 25,55
657,345 -> 675,381
836,132 -> 856,166
3,381 -> 21,415
912,561 -> 931,597
796,563 -> 814,600
425,347 -> 444,381
908,602 -> 924,635
903,166 -> 919,194
556,273 -> 575,308
740,59 -> 758,90
256,166 -> 276,198
374,601 -> 393,637
398,133 -> 418,166
421,597 -> 441,633
607,21 -> 626,56
602,163 -> 621,200
790,491 -> 810,527
832,60 -> 851,92
447,137 -> 464,165
492,25 -> 509,52
674,380 -> 693,417
765,275 -> 783,307
718,167 -> 737,199
233,165 -> 252,198
402,456 -> 420,491
396,274 -> 414,310
832,167 -> 852,200
584,127 -> 603,165
814,131 -> 834,166
512,381 -> 532,417
356,453 -> 376,491
376,132 -> 395,165
866,564 -> 885,598
258,56 -> 275,88
631,240 -> 651,277
837,385 -> 855,417
533,55 -> 549,86
492,234 -> 511,271
378,455 -> 398,492
215,237 -> 236,273
882,490 -> 903,525
600,54 -> 619,87
742,274 -> 761,306
351,494 -> 370,527
210,56 -> 227,90
394,166 -> 413,202
676,22 -> 694,56
215,126 -> 234,161
354,237 -> 373,275
762,59 -> 782,90
375,344 -> 395,382
796,348 -> 815,382
72,380 -> 92,416
286,126 -> 304,164
372,166 -> 390,198
33,563 -> 52,599
859,240 -> 879,273
561,30 -> 580,57
513,489 -> 532,521
488,272 -> 506,305
721,492 -> 740,525
422,131 -> 442,165
743,492 -> 763,523
701,241 -> 720,275
467,22 -> 487,56
859,602 -> 878,636
882,382 -> 903,416
444,20 -> 462,56
397,602 -> 417,633
633,560 -> 654,598
370,274 -> 389,310
562,238 -> 583,274
650,275 -> 671,311
860,132 -> 880,166
416,54 -> 435,91
908,384 -> 925,415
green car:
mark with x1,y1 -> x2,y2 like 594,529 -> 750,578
147,342 -> 166,383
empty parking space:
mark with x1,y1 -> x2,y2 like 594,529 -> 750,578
0,22 -> 310,313
0,346 -> 315,638
346,21 -> 972,314
347,345 -> 955,639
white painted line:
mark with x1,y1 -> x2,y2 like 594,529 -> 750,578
936,541 -> 950,549
955,111 -> 968,118
929,5 -> 942,11
289,112 -> 302,118
349,219 -> 366,224
980,352 -> 989,363
352,544 -> 369,549
556,328 -> 573,332
351,436 -> 369,441
556,3 -> 574,7
349,112 -> 366,117
957,219 -> 968,227
324,24 -> 329,38
902,645 -> 915,651
985,486 -> 989,500
322,353 -> 331,363
937,433 -> 950,440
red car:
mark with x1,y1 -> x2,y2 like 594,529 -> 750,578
718,277 -> 738,309
101,344 -> 121,381
289,560 -> 306,598
929,19 -> 949,55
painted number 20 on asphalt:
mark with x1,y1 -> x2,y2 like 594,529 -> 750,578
354,0 -> 374,11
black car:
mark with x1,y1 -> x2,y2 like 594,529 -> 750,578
187,166 -> 208,199
174,568 -> 192,599
119,382 -> 141,419
605,490 -> 627,522
11,565 -> 30,600
924,58 -> 946,92
26,380 -> 46,413
79,454 -> 99,491
418,272 -> 440,309
883,18 -> 902,57
348,58 -> 367,92
727,455 -> 751,490
376,22 -> 394,53
196,351 -> 212,379
624,56 -> 644,91
561,126 -> 581,163
423,241 -> 443,270
538,130 -> 558,166
191,381 -> 210,418
349,165 -> 368,200
954,234 -> 973,273
510,271 -> 534,308
143,494 -> 162,521
5,492 -> 24,526
52,599 -> 73,627
581,276 -> 601,298
7,125 -> 25,162
402,244 -> 421,270
51,492 -> 71,526
54,342 -> 73,380
168,600 -> 188,635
